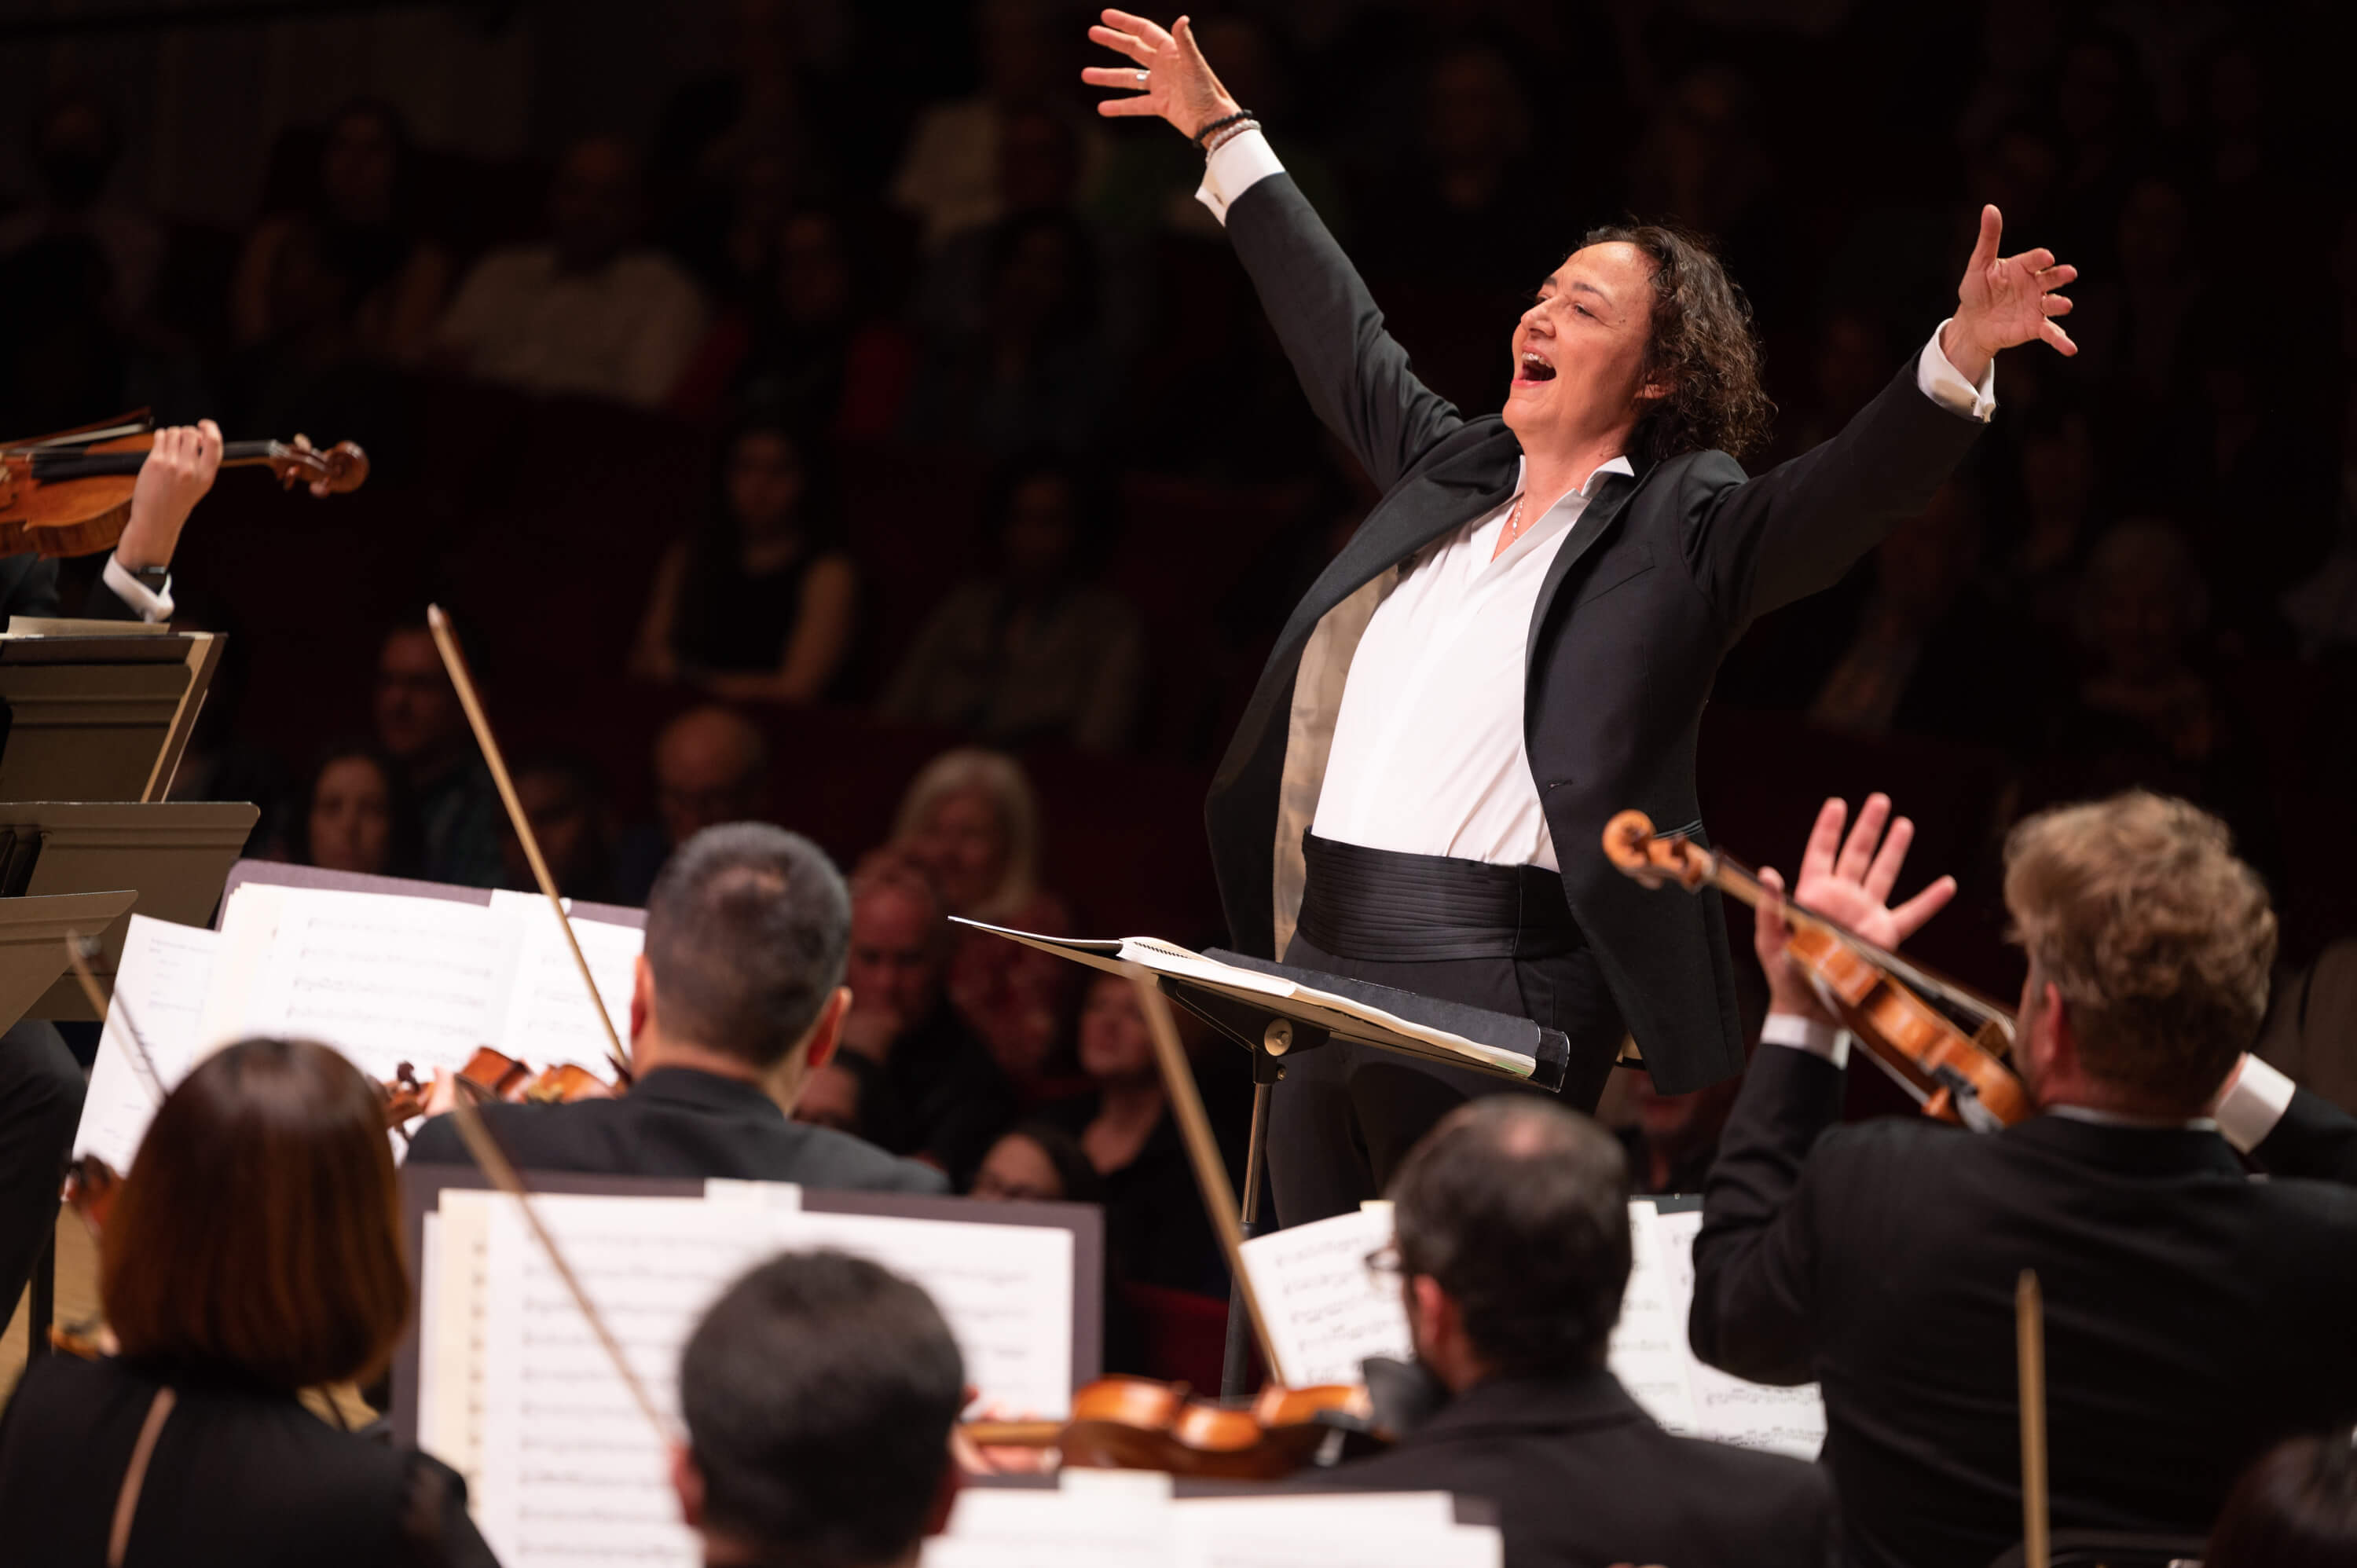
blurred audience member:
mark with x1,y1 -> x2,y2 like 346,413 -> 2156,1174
1769,310 -> 1891,464
896,208 -> 1115,455
233,98 -> 451,365
2206,1427 -> 2357,1568
1039,973 -> 1226,1295
970,1120 -> 1102,1203
0,90 -> 162,317
499,754 -> 618,903
287,740 -> 421,878
673,204 -> 914,434
886,748 -> 1074,1085
1361,44 -> 1557,304
1618,1072 -> 1740,1197
889,0 -> 1105,249
838,860 -> 1017,1182
1998,404 -> 2103,635
632,415 -> 859,704
611,705 -> 772,905
434,136 -> 708,408
372,621 -> 502,887
1624,64 -> 1784,324
880,452 -> 1143,753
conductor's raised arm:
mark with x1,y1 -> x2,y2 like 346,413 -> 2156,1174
1085,10 -> 1461,493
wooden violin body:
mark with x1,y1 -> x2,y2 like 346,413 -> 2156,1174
1603,809 -> 2027,1131
962,1376 -> 1376,1480
0,412 -> 368,559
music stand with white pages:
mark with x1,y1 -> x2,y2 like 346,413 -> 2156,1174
953,920 -> 1573,1397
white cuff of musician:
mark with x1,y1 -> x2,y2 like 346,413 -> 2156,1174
1760,1011 -> 1850,1069
101,551 -> 174,622
2214,1053 -> 2297,1154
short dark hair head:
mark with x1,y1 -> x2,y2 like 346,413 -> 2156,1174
1390,1097 -> 1632,1376
2209,1428 -> 2357,1568
644,824 -> 849,1068
104,1038 -> 409,1390
680,1251 -> 963,1566
1580,222 -> 1773,465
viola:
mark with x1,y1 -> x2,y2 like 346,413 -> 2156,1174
0,412 -> 368,560
962,1376 -> 1377,1479
1602,809 -> 2028,1131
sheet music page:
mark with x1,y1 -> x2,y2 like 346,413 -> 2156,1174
781,1210 -> 1074,1420
238,887 -> 522,1083
926,1484 -> 1174,1568
488,890 -> 640,1066
71,914 -> 220,1173
1178,1519 -> 1502,1568
420,1191 -> 500,1493
1648,1207 -> 1826,1459
477,1195 -> 768,1568
1607,1202 -> 1702,1433
194,882 -> 287,1061
1237,1205 -> 1409,1388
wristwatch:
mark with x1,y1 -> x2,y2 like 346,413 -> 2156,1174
129,564 -> 170,593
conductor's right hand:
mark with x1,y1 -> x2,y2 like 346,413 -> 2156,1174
1083,10 -> 1241,141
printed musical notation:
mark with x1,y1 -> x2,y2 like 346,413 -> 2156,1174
1238,1203 -> 1410,1388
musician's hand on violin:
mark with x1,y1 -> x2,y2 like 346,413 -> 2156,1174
421,1068 -> 460,1119
1755,794 -> 1957,1026
115,419 -> 223,570
289,434 -> 333,499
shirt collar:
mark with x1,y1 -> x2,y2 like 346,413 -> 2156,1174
1508,452 -> 1637,504
2046,1104 -> 2218,1133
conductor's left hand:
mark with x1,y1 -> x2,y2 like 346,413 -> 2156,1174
1939,205 -> 2077,385
116,418 -> 223,572
1754,793 -> 1956,1028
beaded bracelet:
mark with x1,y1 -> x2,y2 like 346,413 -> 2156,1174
1193,108 -> 1254,148
1203,117 -> 1261,156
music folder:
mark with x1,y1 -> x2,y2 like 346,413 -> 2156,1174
0,624 -> 222,803
951,920 -> 1568,1091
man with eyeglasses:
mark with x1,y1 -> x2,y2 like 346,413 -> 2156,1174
1298,1097 -> 1832,1568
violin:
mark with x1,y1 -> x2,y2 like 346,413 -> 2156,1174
962,1376 -> 1376,1479
0,412 -> 368,560
1602,809 -> 2028,1131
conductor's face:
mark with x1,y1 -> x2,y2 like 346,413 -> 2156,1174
1504,242 -> 1659,456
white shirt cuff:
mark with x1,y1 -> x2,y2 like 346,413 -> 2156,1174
1916,321 -> 1997,422
1193,127 -> 1285,226
101,552 -> 174,622
2214,1054 -> 2297,1154
1760,1011 -> 1849,1069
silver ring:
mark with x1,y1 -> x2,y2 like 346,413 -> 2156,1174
1133,69 -> 1150,87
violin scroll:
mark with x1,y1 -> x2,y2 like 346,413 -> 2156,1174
1601,810 -> 1711,892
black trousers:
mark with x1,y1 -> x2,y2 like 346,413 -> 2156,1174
0,1021 -> 82,1312
1266,837 -> 1625,1228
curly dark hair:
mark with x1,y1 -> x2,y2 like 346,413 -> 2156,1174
1582,222 -> 1775,464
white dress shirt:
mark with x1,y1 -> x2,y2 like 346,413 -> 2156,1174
1200,128 -> 1998,870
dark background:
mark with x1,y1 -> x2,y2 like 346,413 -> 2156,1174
7,0 -> 2356,1012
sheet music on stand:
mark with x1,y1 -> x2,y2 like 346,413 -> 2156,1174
395,1168 -> 1102,1568
1237,1197 -> 1825,1460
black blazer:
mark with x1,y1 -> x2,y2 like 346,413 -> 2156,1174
0,551 -> 141,621
1689,1046 -> 2357,1568
1204,174 -> 1986,1092
1300,1368 -> 1835,1568
0,1354 -> 494,1568
405,1065 -> 949,1193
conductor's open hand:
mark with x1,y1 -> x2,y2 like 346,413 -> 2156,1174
1941,205 -> 2077,384
1083,10 -> 1240,141
1754,794 -> 1956,1027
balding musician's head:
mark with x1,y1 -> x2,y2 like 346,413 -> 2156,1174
654,705 -> 769,850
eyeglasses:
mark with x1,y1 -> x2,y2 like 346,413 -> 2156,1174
1362,1245 -> 1405,1289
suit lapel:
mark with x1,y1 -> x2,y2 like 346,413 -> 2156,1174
1273,430 -> 1521,658
1524,468 -> 1641,672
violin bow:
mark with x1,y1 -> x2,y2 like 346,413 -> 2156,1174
444,1089 -> 675,1444
424,605 -> 630,1081
1122,963 -> 1285,1379
2018,1270 -> 2051,1568
65,934 -> 167,1108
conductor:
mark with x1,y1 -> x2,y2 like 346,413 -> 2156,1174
1085,12 -> 2079,1225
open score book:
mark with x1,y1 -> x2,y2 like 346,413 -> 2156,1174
73,881 -> 641,1174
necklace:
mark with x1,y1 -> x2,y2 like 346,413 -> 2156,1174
1492,494 -> 1529,560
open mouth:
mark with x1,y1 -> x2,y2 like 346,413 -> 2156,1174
1516,351 -> 1556,383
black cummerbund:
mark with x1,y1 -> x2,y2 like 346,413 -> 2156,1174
1295,832 -> 1584,962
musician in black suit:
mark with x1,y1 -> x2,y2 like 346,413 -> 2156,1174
0,420 -> 222,1335
1299,1095 -> 1834,1568
1083,13 -> 2080,1225
1690,791 -> 2357,1568
407,822 -> 944,1194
